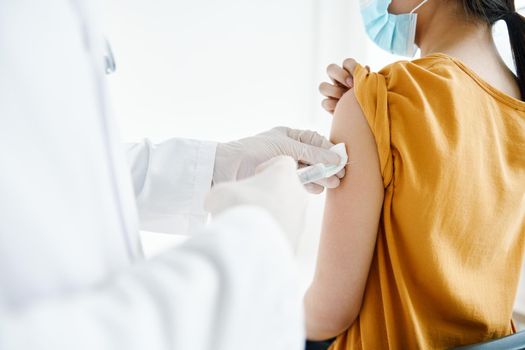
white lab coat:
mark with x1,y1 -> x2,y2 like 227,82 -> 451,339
0,0 -> 304,349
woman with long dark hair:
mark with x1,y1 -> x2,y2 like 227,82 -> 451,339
305,0 -> 525,348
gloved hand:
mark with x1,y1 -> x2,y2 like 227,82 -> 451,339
206,156 -> 308,251
213,127 -> 345,194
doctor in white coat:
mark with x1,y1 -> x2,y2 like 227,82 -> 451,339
0,1 -> 344,349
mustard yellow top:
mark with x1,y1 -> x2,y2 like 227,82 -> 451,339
330,54 -> 525,350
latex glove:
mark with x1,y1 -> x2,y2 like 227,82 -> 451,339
320,58 -> 369,114
206,156 -> 308,251
213,127 -> 345,194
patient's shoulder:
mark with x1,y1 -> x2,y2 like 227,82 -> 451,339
340,69 -> 394,187
331,88 -> 383,174
333,88 -> 368,127
377,54 -> 459,86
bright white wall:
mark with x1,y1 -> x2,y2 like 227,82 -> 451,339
103,0 -> 524,317
104,0 -> 318,143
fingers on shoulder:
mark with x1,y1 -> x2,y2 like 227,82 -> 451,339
322,98 -> 338,114
342,58 -> 358,73
342,58 -> 369,73
319,82 -> 346,99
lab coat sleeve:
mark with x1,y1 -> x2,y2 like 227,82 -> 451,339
0,206 -> 304,350
126,138 -> 217,235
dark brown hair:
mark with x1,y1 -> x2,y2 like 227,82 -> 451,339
460,1 -> 525,100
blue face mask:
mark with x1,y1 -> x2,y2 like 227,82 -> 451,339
360,0 -> 430,57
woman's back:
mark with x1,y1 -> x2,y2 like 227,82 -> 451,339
330,55 -> 525,349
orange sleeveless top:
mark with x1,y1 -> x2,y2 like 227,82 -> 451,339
330,54 -> 525,349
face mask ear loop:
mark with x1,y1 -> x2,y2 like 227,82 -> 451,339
410,0 -> 430,14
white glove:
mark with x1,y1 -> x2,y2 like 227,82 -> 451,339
213,127 -> 345,194
205,156 -> 308,251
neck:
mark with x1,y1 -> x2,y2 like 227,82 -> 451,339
417,6 -> 496,59
415,6 -> 521,99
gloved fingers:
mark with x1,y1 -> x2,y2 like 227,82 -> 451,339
298,143 -> 341,166
299,161 -> 346,179
298,162 -> 344,188
304,130 -> 334,149
304,183 -> 324,194
314,175 -> 341,189
287,129 -> 334,150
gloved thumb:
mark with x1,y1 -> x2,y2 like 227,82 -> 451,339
298,143 -> 341,166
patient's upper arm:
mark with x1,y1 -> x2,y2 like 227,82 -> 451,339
305,89 -> 385,339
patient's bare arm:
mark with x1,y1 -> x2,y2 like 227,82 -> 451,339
304,88 -> 384,341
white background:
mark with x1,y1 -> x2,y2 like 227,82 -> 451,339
102,0 -> 524,321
